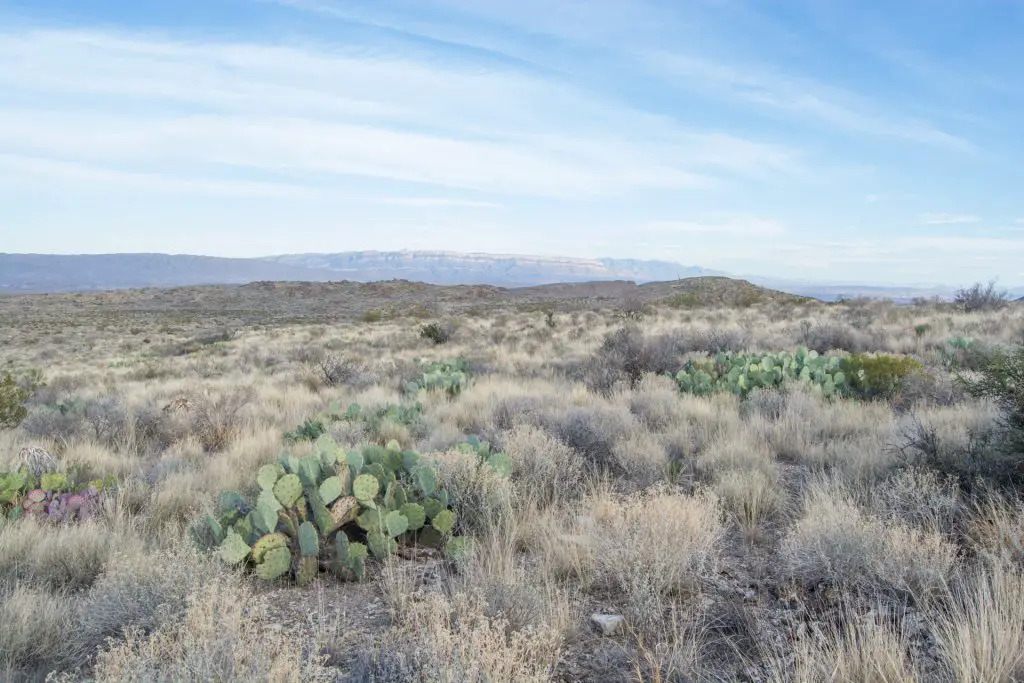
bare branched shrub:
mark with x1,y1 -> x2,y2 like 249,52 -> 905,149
189,386 -> 255,452
954,280 -> 1009,313
800,321 -> 874,353
740,387 -> 789,422
573,326 -> 684,392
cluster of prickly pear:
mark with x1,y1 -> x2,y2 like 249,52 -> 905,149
208,433 -> 468,585
285,400 -> 424,444
0,466 -> 115,528
455,435 -> 513,478
674,347 -> 852,399
403,358 -> 471,398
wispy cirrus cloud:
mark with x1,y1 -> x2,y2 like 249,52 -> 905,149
269,0 -> 974,152
645,52 -> 974,151
0,29 -> 804,200
919,212 -> 981,225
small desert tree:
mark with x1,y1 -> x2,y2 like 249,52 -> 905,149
954,280 -> 1009,313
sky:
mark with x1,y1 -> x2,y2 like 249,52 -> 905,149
0,0 -> 1022,287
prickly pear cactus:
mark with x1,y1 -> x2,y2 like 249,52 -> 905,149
673,347 -> 853,398
207,432 -> 464,586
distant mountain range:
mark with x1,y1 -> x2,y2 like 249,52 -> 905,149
1,251 -> 1020,302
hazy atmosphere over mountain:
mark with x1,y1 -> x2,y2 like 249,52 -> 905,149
5,251 -> 1019,301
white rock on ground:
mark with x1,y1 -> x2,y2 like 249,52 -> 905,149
590,614 -> 625,636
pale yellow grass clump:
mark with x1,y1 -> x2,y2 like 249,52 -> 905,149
92,575 -> 319,683
362,589 -> 564,683
928,565 -> 1024,683
781,477 -> 957,596
762,611 -> 921,683
588,487 -> 725,634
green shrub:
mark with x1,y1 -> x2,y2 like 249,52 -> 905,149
840,353 -> 924,400
284,418 -> 327,443
959,344 -> 1024,455
0,373 -> 29,430
419,322 -> 452,345
361,310 -> 383,323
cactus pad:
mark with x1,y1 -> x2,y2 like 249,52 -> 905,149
318,476 -> 344,505
384,510 -> 409,538
40,472 -> 70,492
400,503 -> 426,531
297,456 -> 322,488
298,521 -> 319,557
431,509 -> 456,535
353,474 -> 379,502
257,464 -> 284,491
296,555 -> 318,586
218,490 -> 246,513
255,546 -> 291,580
357,508 -> 380,532
252,532 -> 289,563
273,474 -> 303,507
217,529 -> 251,565
415,467 -> 438,497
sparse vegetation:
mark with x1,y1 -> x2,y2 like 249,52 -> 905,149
1,282 -> 1023,681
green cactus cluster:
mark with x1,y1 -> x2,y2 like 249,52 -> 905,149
0,467 -> 117,528
674,347 -> 850,398
286,400 -> 424,444
455,435 -> 513,479
404,358 -> 471,398
207,433 -> 468,585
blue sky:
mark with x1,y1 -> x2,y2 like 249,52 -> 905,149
1,0 -> 1022,286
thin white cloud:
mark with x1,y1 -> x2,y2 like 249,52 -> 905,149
646,216 -> 786,238
0,153 -> 320,198
919,212 -> 981,225
381,197 -> 502,208
646,52 -> 974,151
